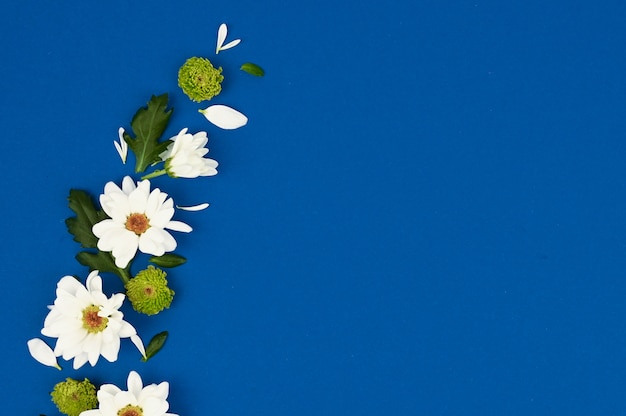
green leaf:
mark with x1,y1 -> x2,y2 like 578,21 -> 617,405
76,251 -> 131,283
65,189 -> 107,248
240,62 -> 265,77
150,253 -> 187,268
124,94 -> 173,173
142,331 -> 168,362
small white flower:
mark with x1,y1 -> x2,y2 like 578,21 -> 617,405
114,127 -> 128,164
80,370 -> 178,416
216,23 -> 241,54
199,104 -> 248,130
40,270 -> 144,369
159,128 -> 218,178
176,202 -> 210,211
92,176 -> 192,268
27,338 -> 61,370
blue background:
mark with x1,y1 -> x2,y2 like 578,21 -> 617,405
1,0 -> 626,415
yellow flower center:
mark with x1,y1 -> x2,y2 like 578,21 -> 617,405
118,405 -> 143,416
81,305 -> 108,333
125,213 -> 150,235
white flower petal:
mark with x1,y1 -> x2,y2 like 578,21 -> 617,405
216,23 -> 227,53
114,127 -> 128,164
27,338 -> 61,369
86,270 -> 102,293
220,38 -> 241,51
130,334 -> 146,359
176,203 -> 210,211
199,105 -> 248,130
166,220 -> 193,233
127,371 -> 144,398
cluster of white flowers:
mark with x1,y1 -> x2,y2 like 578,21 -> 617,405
27,21 -> 257,416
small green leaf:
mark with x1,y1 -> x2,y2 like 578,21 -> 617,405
240,62 -> 265,77
124,94 -> 173,173
76,251 -> 131,283
66,189 -> 107,248
142,331 -> 168,362
150,253 -> 187,268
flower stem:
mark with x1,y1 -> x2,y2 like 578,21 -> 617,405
118,267 -> 131,285
141,169 -> 167,180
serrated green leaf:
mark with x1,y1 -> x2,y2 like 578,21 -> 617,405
142,331 -> 168,362
66,189 -> 107,248
150,253 -> 187,268
124,94 -> 173,173
76,251 -> 131,283
240,62 -> 265,77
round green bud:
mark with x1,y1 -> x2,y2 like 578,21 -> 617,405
178,57 -> 224,102
125,266 -> 175,315
50,378 -> 98,416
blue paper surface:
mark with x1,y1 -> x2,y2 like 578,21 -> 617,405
2,1 -> 626,415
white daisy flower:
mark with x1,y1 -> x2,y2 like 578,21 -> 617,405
159,128 -> 218,178
80,370 -> 178,416
92,176 -> 192,268
40,271 -> 145,370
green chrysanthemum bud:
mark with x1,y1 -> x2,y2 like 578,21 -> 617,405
50,378 -> 98,416
125,266 -> 174,315
178,57 -> 224,102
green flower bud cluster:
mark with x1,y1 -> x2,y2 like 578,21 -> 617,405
178,57 -> 224,102
50,378 -> 98,416
125,266 -> 174,315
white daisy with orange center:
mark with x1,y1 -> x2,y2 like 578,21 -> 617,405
92,176 -> 192,269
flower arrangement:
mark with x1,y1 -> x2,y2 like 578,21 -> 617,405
26,23 -> 264,416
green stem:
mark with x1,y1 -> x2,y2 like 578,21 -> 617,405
119,268 -> 131,284
141,169 -> 167,180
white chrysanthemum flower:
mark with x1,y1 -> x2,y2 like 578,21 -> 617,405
92,176 -> 192,268
80,370 -> 179,416
40,271 -> 145,370
159,128 -> 218,178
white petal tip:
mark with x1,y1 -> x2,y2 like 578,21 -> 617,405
176,203 -> 210,211
200,105 -> 248,130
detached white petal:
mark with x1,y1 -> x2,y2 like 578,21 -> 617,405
27,338 -> 61,370
220,38 -> 241,51
176,203 -> 210,211
130,334 -> 146,359
216,23 -> 241,54
199,105 -> 248,129
216,23 -> 227,54
114,127 -> 128,164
